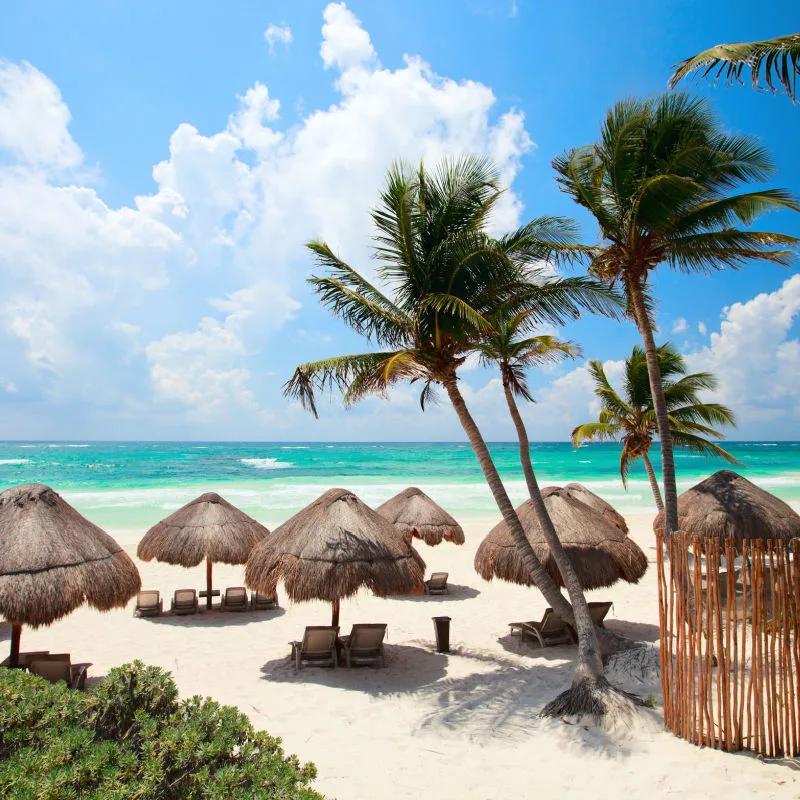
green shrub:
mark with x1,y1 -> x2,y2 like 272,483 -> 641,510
0,662 -> 322,800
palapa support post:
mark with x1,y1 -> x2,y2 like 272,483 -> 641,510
9,623 -> 22,668
331,598 -> 340,629
206,556 -> 213,610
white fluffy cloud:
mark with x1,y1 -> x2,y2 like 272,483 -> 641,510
671,317 -> 687,334
0,3 -> 534,434
264,23 -> 292,54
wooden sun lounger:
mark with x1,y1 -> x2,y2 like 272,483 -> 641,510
290,626 -> 339,671
221,587 -> 248,611
28,654 -> 91,690
250,591 -> 279,610
171,589 -> 199,615
564,601 -> 614,637
424,572 -> 449,595
339,623 -> 387,668
509,608 -> 576,648
134,590 -> 163,617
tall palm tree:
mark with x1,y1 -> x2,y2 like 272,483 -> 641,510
572,343 -> 741,511
670,32 -> 800,103
285,157 -> 634,715
553,92 -> 799,537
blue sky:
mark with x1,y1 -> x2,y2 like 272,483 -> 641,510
0,0 -> 798,441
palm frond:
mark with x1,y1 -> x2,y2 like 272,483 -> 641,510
571,421 -> 620,446
665,229 -> 799,273
670,430 -> 744,464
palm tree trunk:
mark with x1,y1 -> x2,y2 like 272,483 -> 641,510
627,277 -> 679,536
502,381 -> 604,681
641,451 -> 664,512
441,375 -> 578,627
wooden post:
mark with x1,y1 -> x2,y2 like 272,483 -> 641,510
331,598 -> 340,629
9,623 -> 22,668
206,556 -> 213,610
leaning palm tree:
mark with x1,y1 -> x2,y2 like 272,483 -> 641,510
553,92 -> 799,537
572,343 -> 741,511
670,32 -> 800,103
286,156 -> 636,716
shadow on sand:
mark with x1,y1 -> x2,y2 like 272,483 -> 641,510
142,608 -> 286,628
388,583 -> 481,602
0,622 -> 10,643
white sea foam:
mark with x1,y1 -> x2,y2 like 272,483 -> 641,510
281,446 -> 309,450
0,458 -> 29,465
67,444 -> 90,448
240,458 -> 292,469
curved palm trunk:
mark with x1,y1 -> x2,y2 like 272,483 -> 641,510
641,451 -> 664,512
502,381 -> 603,681
628,277 -> 679,535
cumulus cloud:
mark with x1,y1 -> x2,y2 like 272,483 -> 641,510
320,3 -> 377,71
698,321 -> 708,336
264,22 -> 292,54
671,317 -> 687,334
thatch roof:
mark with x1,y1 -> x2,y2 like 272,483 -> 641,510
564,483 -> 628,534
138,492 -> 269,567
0,483 -> 140,627
474,486 -> 647,590
653,470 -> 800,547
376,487 -> 465,546
245,488 -> 426,601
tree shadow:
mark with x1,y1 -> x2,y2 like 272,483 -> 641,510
388,583 -> 481,602
605,619 -> 660,643
495,632 -> 579,661
143,608 -> 286,627
260,641 -> 448,693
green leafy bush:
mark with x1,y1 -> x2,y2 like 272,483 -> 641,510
0,661 -> 322,799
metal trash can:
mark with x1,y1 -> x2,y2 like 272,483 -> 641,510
432,616 -> 451,653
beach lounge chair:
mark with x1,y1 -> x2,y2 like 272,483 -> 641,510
290,626 -> 339,671
221,586 -> 248,611
424,572 -> 449,595
134,590 -> 163,617
339,623 -> 387,668
509,608 -> 575,648
171,589 -> 199,615
588,601 -> 613,627
28,654 -> 90,689
251,590 -> 279,610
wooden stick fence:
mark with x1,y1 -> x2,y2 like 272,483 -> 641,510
657,532 -> 799,757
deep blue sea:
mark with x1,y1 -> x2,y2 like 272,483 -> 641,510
0,441 -> 796,532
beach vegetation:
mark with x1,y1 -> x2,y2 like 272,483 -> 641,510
0,661 -> 322,799
554,92 -> 799,538
572,342 -> 740,511
285,156 -> 640,718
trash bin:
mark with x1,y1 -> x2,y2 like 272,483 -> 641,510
432,616 -> 451,653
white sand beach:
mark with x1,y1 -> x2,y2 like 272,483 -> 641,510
3,512 -> 798,800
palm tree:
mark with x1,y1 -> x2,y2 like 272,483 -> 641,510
670,32 -> 800,103
553,92 -> 799,537
285,156 -> 634,715
572,343 -> 741,511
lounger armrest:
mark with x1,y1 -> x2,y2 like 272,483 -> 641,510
71,663 -> 90,690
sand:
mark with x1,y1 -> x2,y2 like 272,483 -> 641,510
3,512 -> 798,799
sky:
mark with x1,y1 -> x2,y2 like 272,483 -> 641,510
0,0 -> 798,442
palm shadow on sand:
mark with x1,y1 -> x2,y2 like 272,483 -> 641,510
142,608 -> 286,627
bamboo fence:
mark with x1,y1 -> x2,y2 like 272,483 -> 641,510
657,532 -> 799,756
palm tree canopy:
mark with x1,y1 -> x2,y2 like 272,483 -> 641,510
670,32 -> 800,103
285,156 -> 622,413
571,342 -> 741,485
553,92 -> 799,314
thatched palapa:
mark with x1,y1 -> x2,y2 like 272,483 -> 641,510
475,486 -> 647,590
653,469 -> 800,548
138,492 -> 269,609
245,488 -> 425,626
564,483 -> 628,534
0,483 -> 140,666
376,487 -> 465,546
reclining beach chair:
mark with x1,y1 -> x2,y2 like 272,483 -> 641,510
221,586 -> 248,612
134,590 -> 163,617
509,608 -> 575,648
28,654 -> 90,690
340,623 -> 387,668
424,572 -> 449,595
565,601 -> 613,638
290,626 -> 339,671
171,589 -> 199,615
250,590 -> 279,610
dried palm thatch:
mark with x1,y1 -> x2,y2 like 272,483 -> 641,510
0,483 -> 141,666
245,488 -> 425,626
564,483 -> 629,534
138,492 -> 269,609
376,487 -> 465,546
653,470 -> 800,548
474,486 -> 647,590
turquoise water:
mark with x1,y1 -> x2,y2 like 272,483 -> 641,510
0,441 -> 797,532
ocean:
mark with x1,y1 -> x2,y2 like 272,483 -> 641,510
0,440 -> 797,533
